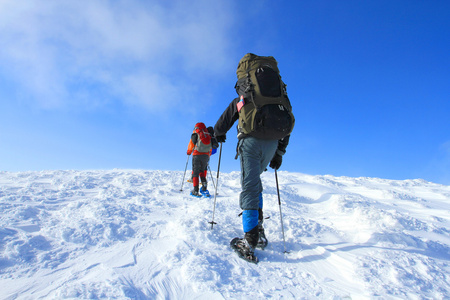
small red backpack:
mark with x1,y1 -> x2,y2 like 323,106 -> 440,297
194,122 -> 212,153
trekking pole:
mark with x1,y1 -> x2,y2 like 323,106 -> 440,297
275,169 -> 289,253
209,143 -> 222,229
207,165 -> 216,191
180,154 -> 191,191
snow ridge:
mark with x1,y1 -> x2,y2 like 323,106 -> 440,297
0,170 -> 449,299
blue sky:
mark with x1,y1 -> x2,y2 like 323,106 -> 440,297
1,0 -> 449,184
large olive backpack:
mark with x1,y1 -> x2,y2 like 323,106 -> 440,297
235,53 -> 295,140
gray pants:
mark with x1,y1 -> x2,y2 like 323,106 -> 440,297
238,137 -> 278,211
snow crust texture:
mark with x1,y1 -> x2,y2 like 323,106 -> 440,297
0,170 -> 449,299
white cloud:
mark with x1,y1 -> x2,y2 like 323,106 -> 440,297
0,0 -> 235,111
121,72 -> 186,111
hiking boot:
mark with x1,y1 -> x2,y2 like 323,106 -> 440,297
255,208 -> 268,249
244,226 -> 259,248
190,186 -> 202,198
201,180 -> 207,190
256,225 -> 268,250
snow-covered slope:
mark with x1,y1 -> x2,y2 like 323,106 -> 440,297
0,170 -> 449,299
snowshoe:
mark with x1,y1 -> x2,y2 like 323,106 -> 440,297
230,237 -> 258,264
200,187 -> 211,197
190,190 -> 202,198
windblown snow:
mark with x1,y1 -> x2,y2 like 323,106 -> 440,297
0,170 -> 449,299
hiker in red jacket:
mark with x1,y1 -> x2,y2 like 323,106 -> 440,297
187,122 -> 212,197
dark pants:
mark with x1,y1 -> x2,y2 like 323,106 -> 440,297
192,154 -> 209,188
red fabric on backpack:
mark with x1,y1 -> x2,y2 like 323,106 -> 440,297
195,123 -> 211,146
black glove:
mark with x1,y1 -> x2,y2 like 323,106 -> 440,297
216,134 -> 226,143
269,154 -> 282,170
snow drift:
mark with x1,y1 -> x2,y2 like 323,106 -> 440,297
0,170 -> 449,299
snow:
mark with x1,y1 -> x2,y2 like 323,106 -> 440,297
0,169 -> 449,299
